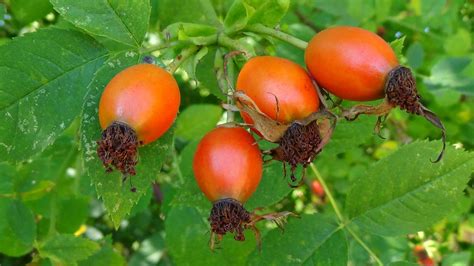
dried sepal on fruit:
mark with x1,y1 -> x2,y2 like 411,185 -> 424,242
97,121 -> 141,176
340,66 -> 446,162
305,26 -> 446,162
231,91 -> 336,187
193,127 -> 295,250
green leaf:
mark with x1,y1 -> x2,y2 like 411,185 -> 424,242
195,47 -> 226,101
323,116 -> 375,155
175,104 -> 222,142
0,199 -> 36,256
441,252 -> 471,266
0,28 -> 107,163
56,196 -> 90,234
78,243 -> 126,266
245,162 -> 292,210
81,52 -> 174,228
0,3 -> 6,19
158,0 -> 219,27
424,57 -> 474,96
165,205 -> 256,266
164,23 -> 217,45
10,0 -> 53,25
390,36 -> 405,60
129,233 -> 167,266
346,141 -> 474,236
39,235 -> 100,264
444,28 -> 471,56
0,162 -> 15,194
406,42 -> 424,70
302,229 -> 348,266
50,0 -> 150,48
247,0 -> 290,27
248,214 -> 344,265
224,0 -> 255,33
374,0 -> 392,23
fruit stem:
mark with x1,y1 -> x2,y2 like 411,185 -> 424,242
245,24 -> 308,50
309,163 -> 344,222
217,35 -> 252,58
310,163 -> 383,266
168,45 -> 200,74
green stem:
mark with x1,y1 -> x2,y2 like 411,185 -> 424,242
309,163 -> 383,265
172,147 -> 184,184
245,24 -> 308,50
346,226 -> 384,266
217,35 -> 252,58
168,45 -> 200,74
47,193 -> 57,238
310,163 -> 344,222
140,41 -> 179,54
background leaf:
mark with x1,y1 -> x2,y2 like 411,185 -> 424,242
38,234 -> 100,264
0,199 -> 36,256
9,0 -> 52,25
158,0 -> 219,27
175,104 -> 222,142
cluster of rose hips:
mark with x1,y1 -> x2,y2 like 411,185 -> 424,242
95,26 -> 445,249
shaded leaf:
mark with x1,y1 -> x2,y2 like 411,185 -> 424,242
10,0 -> 52,25
78,242 -> 125,266
175,104 -> 222,142
158,0 -> 219,27
39,235 -> 100,264
0,199 -> 36,256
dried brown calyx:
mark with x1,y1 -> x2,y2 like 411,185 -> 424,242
270,120 -> 322,187
225,91 -> 336,187
209,198 -> 251,246
208,198 -> 295,250
341,65 -> 446,162
97,121 -> 141,177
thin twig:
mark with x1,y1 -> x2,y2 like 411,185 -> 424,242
245,24 -> 308,50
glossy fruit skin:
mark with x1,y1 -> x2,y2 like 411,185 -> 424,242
193,127 -> 262,203
99,64 -> 180,144
305,26 -> 399,101
236,56 -> 319,124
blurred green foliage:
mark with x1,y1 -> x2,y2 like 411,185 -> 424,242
0,0 -> 473,265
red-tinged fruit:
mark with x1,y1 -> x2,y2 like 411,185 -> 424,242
97,64 -> 180,180
305,26 -> 446,162
237,56 -> 320,124
311,180 -> 325,198
193,127 -> 263,203
235,56 -> 333,186
413,245 -> 435,266
193,127 -> 293,249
